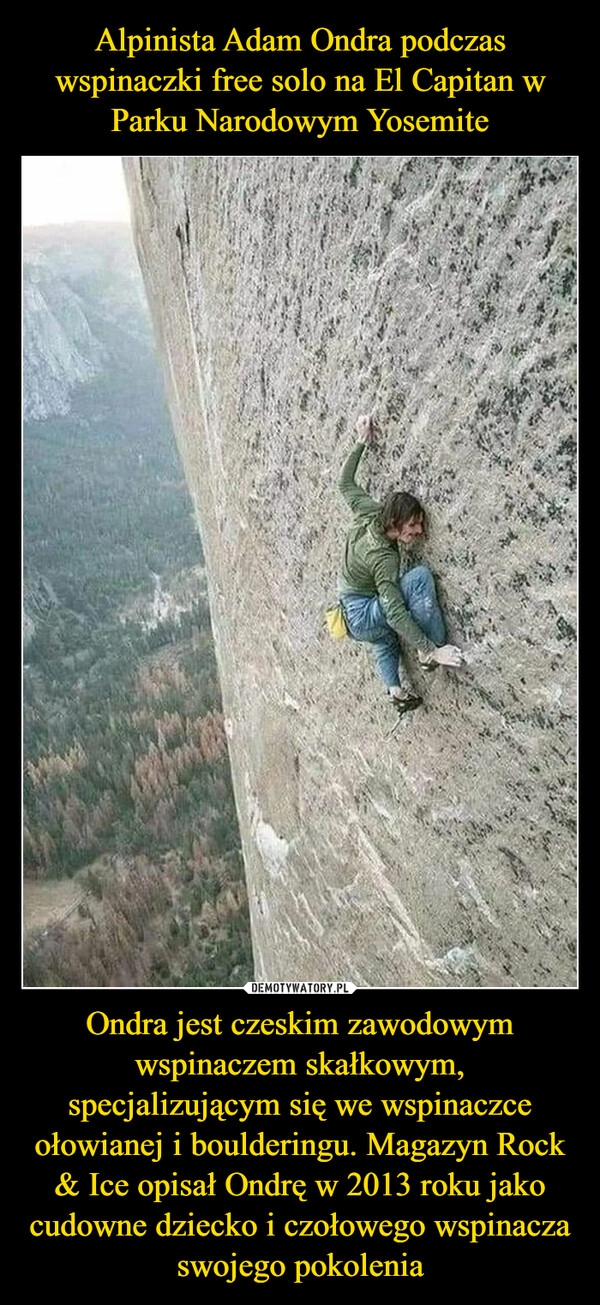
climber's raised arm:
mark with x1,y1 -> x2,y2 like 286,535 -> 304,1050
338,414 -> 381,518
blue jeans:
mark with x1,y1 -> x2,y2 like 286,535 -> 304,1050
342,566 -> 446,689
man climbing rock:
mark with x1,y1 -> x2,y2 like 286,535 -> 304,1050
337,414 -> 463,714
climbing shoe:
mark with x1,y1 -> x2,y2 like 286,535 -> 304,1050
389,691 -> 423,715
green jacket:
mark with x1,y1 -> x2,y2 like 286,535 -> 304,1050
337,442 -> 434,653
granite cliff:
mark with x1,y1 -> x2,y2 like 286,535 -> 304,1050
124,155 -> 576,987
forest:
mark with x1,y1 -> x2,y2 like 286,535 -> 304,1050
23,224 -> 253,988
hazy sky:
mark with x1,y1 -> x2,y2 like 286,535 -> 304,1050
23,156 -> 131,226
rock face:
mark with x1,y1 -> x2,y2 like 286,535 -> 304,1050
124,156 -> 576,988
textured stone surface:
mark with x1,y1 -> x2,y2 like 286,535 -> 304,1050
124,155 -> 576,988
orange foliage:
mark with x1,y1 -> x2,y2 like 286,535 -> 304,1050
26,741 -> 87,788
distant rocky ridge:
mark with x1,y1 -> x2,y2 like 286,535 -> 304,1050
23,572 -> 57,648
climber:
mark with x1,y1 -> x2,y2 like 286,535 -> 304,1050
336,414 -> 463,715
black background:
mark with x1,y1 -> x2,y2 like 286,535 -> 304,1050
21,14 -> 576,153
21,10 -> 580,1295
22,990 -> 579,1292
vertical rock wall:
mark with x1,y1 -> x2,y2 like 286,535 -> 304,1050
124,155 -> 576,987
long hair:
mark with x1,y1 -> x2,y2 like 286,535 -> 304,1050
381,491 -> 427,535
